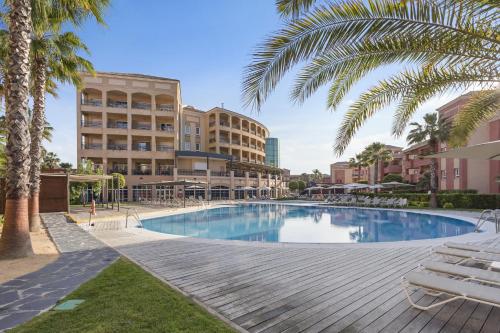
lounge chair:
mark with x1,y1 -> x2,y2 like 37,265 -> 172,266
444,242 -> 500,255
433,246 -> 500,265
401,271 -> 500,310
421,260 -> 500,286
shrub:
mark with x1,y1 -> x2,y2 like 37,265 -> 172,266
443,202 -> 454,209
417,201 -> 428,208
382,173 -> 403,183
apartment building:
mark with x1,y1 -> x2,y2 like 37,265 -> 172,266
330,161 -> 369,184
401,92 -> 499,194
265,137 -> 280,167
77,72 -> 288,200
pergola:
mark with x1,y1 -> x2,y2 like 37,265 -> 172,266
68,174 -> 115,212
140,180 -> 207,207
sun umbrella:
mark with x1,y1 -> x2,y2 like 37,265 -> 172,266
343,183 -> 370,189
327,184 -> 344,194
370,184 -> 385,190
381,181 -> 414,188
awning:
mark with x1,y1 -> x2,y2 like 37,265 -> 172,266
140,180 -> 207,186
426,140 -> 500,160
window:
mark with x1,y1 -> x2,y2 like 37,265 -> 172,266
184,142 -> 191,150
195,127 -> 200,135
454,168 -> 460,178
195,143 -> 201,151
441,170 -> 447,179
184,125 -> 191,134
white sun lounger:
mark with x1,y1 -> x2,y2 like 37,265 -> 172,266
444,242 -> 500,255
402,271 -> 500,310
421,260 -> 500,286
433,246 -> 500,264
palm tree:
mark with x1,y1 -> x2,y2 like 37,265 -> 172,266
311,169 -> 323,183
348,153 -> 368,182
0,0 -> 34,259
41,151 -> 61,169
407,113 -> 450,208
243,0 -> 499,155
363,143 -> 392,184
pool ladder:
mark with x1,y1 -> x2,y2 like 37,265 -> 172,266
125,208 -> 144,229
474,210 -> 499,233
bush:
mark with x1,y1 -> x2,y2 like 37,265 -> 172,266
443,202 -> 454,209
417,201 -> 428,208
382,173 -> 403,183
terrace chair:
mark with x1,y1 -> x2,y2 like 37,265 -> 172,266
444,242 -> 500,255
433,246 -> 500,265
420,260 -> 500,287
401,271 -> 500,311
370,197 -> 381,207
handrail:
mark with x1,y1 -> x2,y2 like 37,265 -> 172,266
125,208 -> 143,228
474,209 -> 497,232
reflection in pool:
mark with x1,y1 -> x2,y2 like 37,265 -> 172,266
141,204 -> 475,243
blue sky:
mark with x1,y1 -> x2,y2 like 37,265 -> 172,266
45,0 -> 459,174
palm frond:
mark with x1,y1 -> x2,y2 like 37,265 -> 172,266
449,90 -> 500,146
276,0 -> 318,18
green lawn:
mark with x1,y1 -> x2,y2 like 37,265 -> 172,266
11,258 -> 235,333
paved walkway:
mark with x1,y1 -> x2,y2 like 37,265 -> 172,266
0,213 -> 118,332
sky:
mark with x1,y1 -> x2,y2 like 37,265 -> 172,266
44,0 -> 461,175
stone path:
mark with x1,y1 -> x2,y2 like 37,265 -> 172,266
0,213 -> 118,332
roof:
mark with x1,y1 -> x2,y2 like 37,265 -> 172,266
403,141 -> 431,152
427,140 -> 500,160
90,71 -> 180,83
69,174 -> 113,182
140,180 -> 207,186
207,107 -> 269,132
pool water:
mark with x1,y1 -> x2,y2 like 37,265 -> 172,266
141,204 -> 475,243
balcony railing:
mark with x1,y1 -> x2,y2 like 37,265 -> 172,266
249,172 -> 258,178
81,120 -> 102,128
132,123 -> 152,130
209,138 -> 216,143
107,143 -> 127,151
242,127 -> 249,132
231,156 -> 240,161
156,166 -> 173,176
81,99 -> 102,107
250,130 -> 256,135
157,104 -> 174,112
132,143 -> 151,151
250,144 -> 256,149
219,122 -> 230,127
219,138 -> 230,144
242,142 -> 249,147
133,168 -> 152,175
234,170 -> 246,177
82,143 -> 102,150
177,169 -> 207,176
232,124 -> 240,130
232,140 -> 240,145
156,144 -> 174,152
108,167 -> 128,175
158,125 -> 174,132
242,157 -> 249,162
107,121 -> 128,129
132,102 -> 151,110
209,121 -> 216,127
211,170 -> 229,177
107,100 -> 128,108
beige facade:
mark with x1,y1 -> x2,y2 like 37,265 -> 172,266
77,72 -> 288,200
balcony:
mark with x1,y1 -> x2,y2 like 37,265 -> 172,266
132,143 -> 151,151
157,104 -> 174,112
81,120 -> 102,128
132,123 -> 152,130
158,124 -> 174,132
81,99 -> 102,107
234,170 -> 246,177
107,143 -> 127,151
156,166 -> 173,176
133,167 -> 152,175
177,169 -> 207,176
209,138 -> 216,144
250,130 -> 256,135
242,142 -> 249,147
231,156 -> 240,161
156,144 -> 174,152
132,102 -> 151,110
231,140 -> 240,145
209,121 -> 216,127
250,144 -> 256,149
107,100 -> 128,109
108,166 -> 128,175
242,127 -> 249,132
219,122 -> 230,128
249,172 -> 258,178
82,143 -> 102,150
107,121 -> 128,129
219,138 -> 230,144
232,124 -> 241,130
211,170 -> 229,177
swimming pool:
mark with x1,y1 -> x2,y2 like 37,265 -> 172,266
141,204 -> 476,243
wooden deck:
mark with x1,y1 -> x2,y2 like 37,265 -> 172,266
116,237 -> 500,333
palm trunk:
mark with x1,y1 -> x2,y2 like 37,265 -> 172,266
28,57 -> 47,232
429,158 -> 438,208
0,0 -> 34,259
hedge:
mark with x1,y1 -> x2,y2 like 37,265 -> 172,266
359,192 -> 499,209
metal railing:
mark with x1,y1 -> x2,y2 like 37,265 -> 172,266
107,121 -> 128,129
81,120 -> 102,127
132,168 -> 152,175
157,104 -> 174,112
131,102 -> 151,110
108,167 -> 128,175
132,143 -> 151,151
474,209 -> 500,232
177,169 -> 207,176
156,167 -> 173,175
107,100 -> 128,108
82,143 -> 102,150
81,99 -> 102,107
132,123 -> 152,130
211,170 -> 229,177
107,143 -> 127,151
156,145 -> 174,152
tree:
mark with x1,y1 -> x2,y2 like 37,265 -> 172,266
311,169 -> 323,183
297,180 -> 306,192
41,151 -> 60,169
70,160 -> 103,204
288,180 -> 298,192
416,172 -> 431,192
26,0 -> 106,232
243,0 -> 499,155
0,0 -> 34,259
348,153 -> 368,182
59,162 -> 72,171
111,172 -> 126,189
407,112 -> 450,208
363,143 -> 392,184
382,173 -> 403,183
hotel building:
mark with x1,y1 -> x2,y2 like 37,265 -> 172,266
77,72 -> 288,200
265,137 -> 280,167
401,92 -> 499,194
